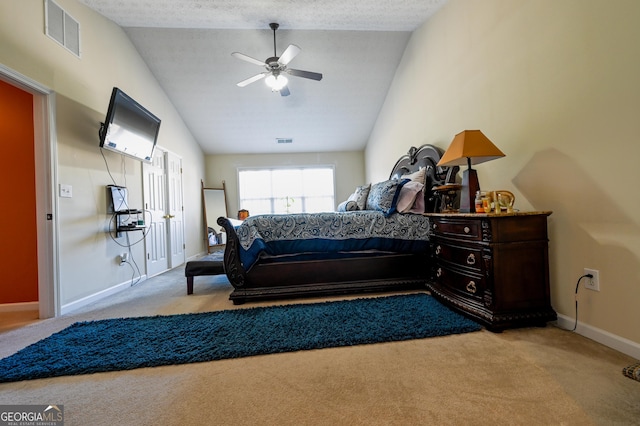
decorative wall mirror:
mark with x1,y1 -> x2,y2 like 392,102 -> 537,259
202,180 -> 229,253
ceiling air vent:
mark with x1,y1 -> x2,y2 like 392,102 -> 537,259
45,0 -> 81,58
276,138 -> 293,144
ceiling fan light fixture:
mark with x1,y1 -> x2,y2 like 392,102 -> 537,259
233,22 -> 321,96
265,74 -> 288,91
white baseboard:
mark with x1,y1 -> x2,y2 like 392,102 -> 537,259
556,314 -> 640,360
0,301 -> 39,313
187,252 -> 208,262
60,275 -> 147,315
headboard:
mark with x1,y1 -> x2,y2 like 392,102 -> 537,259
389,144 -> 459,213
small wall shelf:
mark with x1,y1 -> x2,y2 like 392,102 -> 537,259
114,209 -> 145,238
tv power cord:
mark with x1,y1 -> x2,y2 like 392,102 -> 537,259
570,273 -> 594,332
124,233 -> 143,287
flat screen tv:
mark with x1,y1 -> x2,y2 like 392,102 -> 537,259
99,87 -> 161,163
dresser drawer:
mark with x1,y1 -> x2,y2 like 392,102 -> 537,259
433,241 -> 483,273
433,265 -> 485,302
431,218 -> 483,241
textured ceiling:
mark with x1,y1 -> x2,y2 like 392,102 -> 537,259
79,0 -> 447,154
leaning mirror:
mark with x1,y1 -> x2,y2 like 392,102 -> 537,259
202,180 -> 229,253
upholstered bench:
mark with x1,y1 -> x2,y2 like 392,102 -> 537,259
185,251 -> 225,294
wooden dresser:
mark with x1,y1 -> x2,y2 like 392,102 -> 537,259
425,212 -> 556,331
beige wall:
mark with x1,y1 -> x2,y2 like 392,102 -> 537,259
205,151 -> 365,215
367,0 -> 640,345
0,0 -> 205,306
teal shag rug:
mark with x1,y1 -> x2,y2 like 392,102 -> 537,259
0,293 -> 481,383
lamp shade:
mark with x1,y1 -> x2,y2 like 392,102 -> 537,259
437,130 -> 505,167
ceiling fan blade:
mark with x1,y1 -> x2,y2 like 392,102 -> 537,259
278,44 -> 301,66
279,86 -> 291,97
231,52 -> 266,67
237,72 -> 268,87
286,68 -> 323,81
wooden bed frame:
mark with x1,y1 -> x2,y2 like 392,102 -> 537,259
217,144 -> 458,304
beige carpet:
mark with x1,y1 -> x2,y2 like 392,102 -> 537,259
1,265 -> 639,425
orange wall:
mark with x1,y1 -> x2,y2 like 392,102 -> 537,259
0,79 -> 38,303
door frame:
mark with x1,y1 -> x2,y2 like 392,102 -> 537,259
0,64 -> 59,318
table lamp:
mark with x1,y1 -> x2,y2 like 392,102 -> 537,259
437,130 -> 505,212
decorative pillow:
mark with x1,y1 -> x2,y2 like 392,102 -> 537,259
347,184 -> 371,210
402,167 -> 426,186
396,181 -> 424,213
336,200 -> 358,212
366,178 -> 410,216
406,188 -> 425,214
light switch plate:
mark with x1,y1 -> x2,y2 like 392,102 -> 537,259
59,184 -> 72,198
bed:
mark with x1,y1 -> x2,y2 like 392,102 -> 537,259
217,144 -> 459,304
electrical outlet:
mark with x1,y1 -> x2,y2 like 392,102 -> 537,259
119,252 -> 128,266
584,268 -> 600,291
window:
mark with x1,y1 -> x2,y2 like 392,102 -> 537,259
238,167 -> 335,215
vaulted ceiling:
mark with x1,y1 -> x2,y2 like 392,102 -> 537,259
79,0 -> 447,154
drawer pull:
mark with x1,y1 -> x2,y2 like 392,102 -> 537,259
436,267 -> 442,278
464,226 -> 470,234
466,253 -> 476,265
466,281 -> 477,294
435,245 -> 441,255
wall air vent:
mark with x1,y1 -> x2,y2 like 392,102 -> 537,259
276,138 -> 293,144
45,0 -> 81,58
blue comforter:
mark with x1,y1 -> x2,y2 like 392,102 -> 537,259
235,211 -> 431,270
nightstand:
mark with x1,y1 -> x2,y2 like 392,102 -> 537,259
425,212 -> 557,331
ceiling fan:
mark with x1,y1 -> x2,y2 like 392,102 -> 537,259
232,23 -> 323,97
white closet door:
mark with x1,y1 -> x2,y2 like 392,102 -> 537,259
143,149 -> 168,277
167,151 -> 185,267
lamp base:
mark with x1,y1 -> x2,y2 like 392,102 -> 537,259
460,168 -> 480,213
